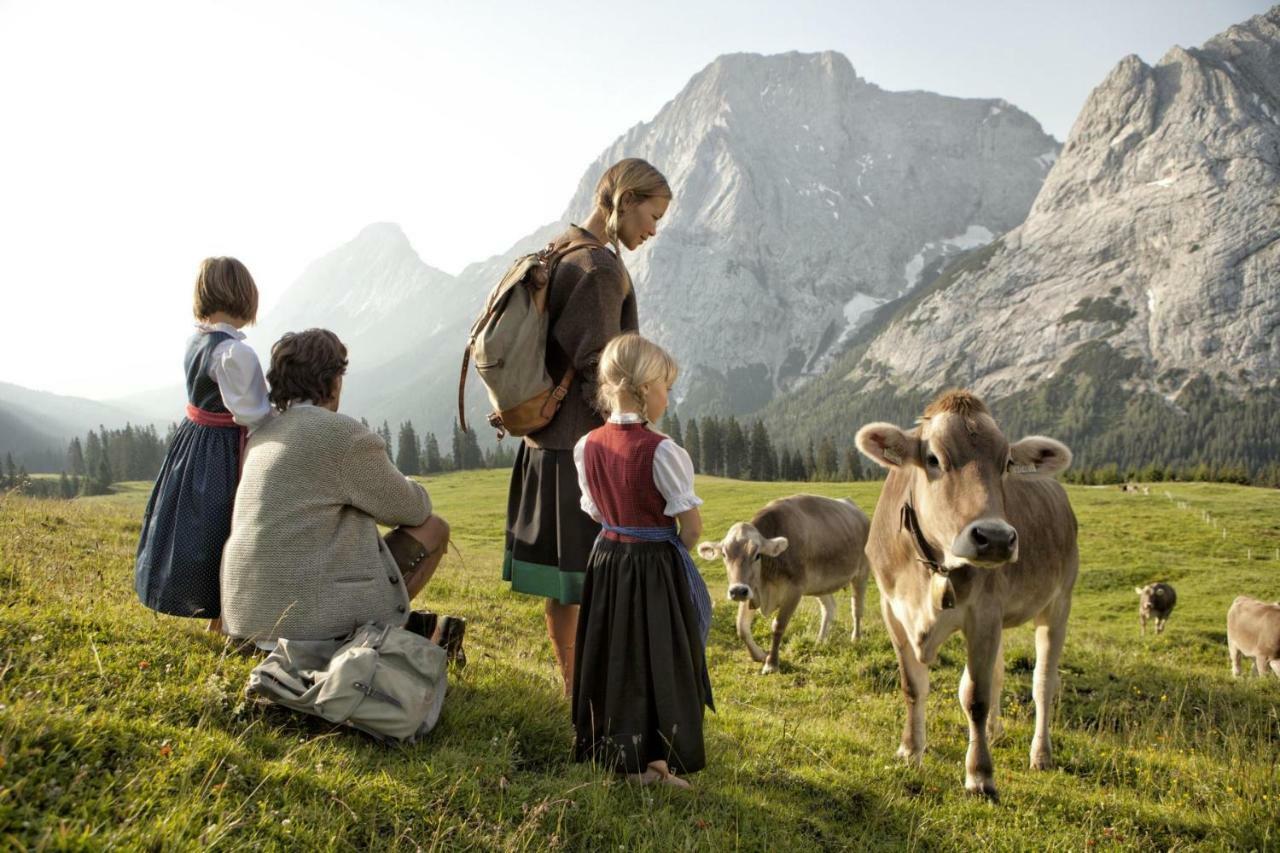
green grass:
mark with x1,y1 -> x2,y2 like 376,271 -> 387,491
2,474 -> 1279,850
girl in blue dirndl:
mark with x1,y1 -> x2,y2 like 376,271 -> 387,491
134,257 -> 272,629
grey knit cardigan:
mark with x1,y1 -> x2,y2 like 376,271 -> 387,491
220,405 -> 432,640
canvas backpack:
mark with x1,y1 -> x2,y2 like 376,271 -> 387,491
459,237 -> 604,438
245,622 -> 448,744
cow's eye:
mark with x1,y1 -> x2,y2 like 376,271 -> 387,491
926,453 -> 940,469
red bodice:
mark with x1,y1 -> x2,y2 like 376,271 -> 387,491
583,423 -> 670,542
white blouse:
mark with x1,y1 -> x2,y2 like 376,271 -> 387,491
197,322 -> 273,432
573,412 -> 703,522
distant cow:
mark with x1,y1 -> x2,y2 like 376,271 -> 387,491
1227,595 -> 1280,678
857,389 -> 1077,799
1135,583 -> 1177,635
697,495 -> 871,675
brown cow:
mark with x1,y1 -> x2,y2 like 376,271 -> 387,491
856,390 -> 1078,799
697,495 -> 871,674
1227,595 -> 1280,677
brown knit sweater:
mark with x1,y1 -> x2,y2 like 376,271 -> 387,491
527,225 -> 639,450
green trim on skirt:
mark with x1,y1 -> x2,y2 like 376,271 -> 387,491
502,550 -> 586,605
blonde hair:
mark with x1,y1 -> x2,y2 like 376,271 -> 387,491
596,333 -> 678,421
593,158 -> 672,255
193,256 -> 259,323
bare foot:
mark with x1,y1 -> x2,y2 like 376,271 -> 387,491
629,762 -> 691,790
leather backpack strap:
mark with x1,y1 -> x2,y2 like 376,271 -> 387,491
538,366 -> 576,421
458,344 -> 472,433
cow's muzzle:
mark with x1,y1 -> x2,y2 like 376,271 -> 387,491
728,584 -> 752,602
952,519 -> 1018,566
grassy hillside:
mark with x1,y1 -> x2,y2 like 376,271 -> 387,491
2,473 -> 1279,849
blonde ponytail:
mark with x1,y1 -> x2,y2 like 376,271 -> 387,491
593,158 -> 671,257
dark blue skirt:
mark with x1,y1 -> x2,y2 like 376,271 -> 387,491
134,418 -> 240,618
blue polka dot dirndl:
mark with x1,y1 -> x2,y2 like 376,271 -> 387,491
134,332 -> 246,619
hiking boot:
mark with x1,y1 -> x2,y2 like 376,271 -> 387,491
431,615 -> 467,668
405,610 -> 438,639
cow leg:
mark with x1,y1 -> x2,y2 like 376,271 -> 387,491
883,599 -> 928,765
737,601 -> 766,663
762,590 -> 801,675
988,636 -> 1005,743
1030,600 -> 1070,771
816,593 -> 836,644
1140,614 -> 1147,636
1229,638 -> 1243,677
1270,659 -> 1280,678
1156,617 -> 1166,635
1256,655 -> 1269,677
959,634 -> 1005,746
959,619 -> 1001,798
850,566 -> 868,642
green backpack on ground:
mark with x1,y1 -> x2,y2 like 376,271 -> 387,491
245,622 -> 447,744
459,237 -> 603,438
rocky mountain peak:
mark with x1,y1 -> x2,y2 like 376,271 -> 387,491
555,49 -> 1057,414
844,5 -> 1279,406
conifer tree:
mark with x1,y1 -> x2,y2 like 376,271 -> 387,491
805,440 -> 818,482
660,411 -> 683,446
816,437 -> 838,482
396,421 -> 421,475
379,421 -> 394,459
83,432 -> 103,481
701,417 -> 723,476
93,454 -> 113,494
685,418 -> 701,473
66,438 -> 85,477
724,417 -> 747,479
3,453 -> 15,489
423,432 -> 443,474
450,420 -> 465,471
58,471 -> 73,499
840,446 -> 862,482
748,419 -> 775,481
463,427 -> 483,469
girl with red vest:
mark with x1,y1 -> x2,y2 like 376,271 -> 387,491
572,333 -> 713,788
134,257 -> 272,632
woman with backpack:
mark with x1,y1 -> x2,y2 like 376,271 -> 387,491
503,158 -> 672,696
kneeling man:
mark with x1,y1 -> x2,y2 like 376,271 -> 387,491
221,328 -> 450,642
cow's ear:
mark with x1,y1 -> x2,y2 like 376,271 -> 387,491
1009,436 -> 1072,475
760,536 -> 789,557
856,423 -> 920,469
1134,586 -> 1145,595
697,542 -> 722,560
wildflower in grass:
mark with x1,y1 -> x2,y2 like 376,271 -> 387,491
138,660 -> 150,670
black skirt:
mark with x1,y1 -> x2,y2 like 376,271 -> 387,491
572,538 -> 708,775
503,442 -> 599,605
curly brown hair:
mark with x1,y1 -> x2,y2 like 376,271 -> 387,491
267,329 -> 349,411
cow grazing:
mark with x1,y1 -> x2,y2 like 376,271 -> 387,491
856,390 -> 1078,799
1227,595 -> 1280,678
1135,583 -> 1177,635
697,495 -> 871,675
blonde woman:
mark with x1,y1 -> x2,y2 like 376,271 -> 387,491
503,158 -> 672,695
571,333 -> 711,788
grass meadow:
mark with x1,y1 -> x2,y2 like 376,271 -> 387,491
2,472 -> 1279,850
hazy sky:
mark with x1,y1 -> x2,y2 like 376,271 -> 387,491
0,0 -> 1268,400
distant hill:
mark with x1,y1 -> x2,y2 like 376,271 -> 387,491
0,381 -> 157,472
